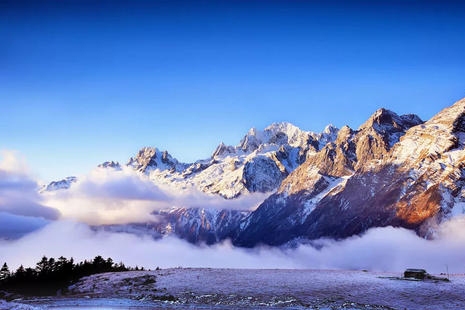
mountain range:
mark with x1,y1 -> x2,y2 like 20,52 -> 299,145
43,97 -> 465,247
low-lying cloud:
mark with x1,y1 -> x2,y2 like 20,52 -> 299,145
43,167 -> 169,225
0,150 -> 267,233
0,212 -> 49,240
1,217 -> 465,274
2,150 -> 465,274
0,151 -> 59,238
43,165 -> 267,225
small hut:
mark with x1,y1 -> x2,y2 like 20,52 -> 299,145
404,268 -> 428,280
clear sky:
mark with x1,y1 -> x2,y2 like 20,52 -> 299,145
1,0 -> 465,181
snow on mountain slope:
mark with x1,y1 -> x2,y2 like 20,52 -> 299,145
65,122 -> 338,199
41,97 -> 465,248
158,122 -> 338,198
234,97 -> 465,247
101,207 -> 250,245
234,108 -> 425,246
41,122 -> 338,243
127,147 -> 188,173
386,98 -> 465,233
39,176 -> 77,192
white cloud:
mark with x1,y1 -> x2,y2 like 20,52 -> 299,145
0,150 -> 59,238
2,217 -> 465,274
0,150 -> 267,231
0,150 -> 29,174
42,166 -> 268,225
43,167 -> 169,225
0,212 -> 49,239
3,149 -> 465,275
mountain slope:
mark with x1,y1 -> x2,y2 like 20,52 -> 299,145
235,99 -> 465,247
41,96 -> 465,247
44,122 -> 338,199
101,207 -> 250,245
234,108 -> 425,246
140,122 -> 339,198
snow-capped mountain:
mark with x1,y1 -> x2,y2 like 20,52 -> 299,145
44,122 -> 339,199
40,176 -> 77,192
234,98 -> 465,247
42,96 -> 465,247
127,147 -> 188,173
233,108 -> 424,246
134,122 -> 339,198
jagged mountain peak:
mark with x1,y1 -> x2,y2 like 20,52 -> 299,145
97,161 -> 121,169
42,96 -> 465,248
236,96 -> 465,247
323,124 -> 338,134
238,122 -> 301,152
40,176 -> 77,192
211,142 -> 237,158
127,146 -> 186,173
318,124 -> 340,148
212,122 -> 310,156
265,121 -> 302,133
359,108 -> 423,133
334,125 -> 354,144
238,121 -> 340,153
211,122 -> 340,159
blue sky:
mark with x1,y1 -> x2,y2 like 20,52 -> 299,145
1,0 -> 465,181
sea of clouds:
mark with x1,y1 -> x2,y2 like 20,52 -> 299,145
1,150 -> 465,274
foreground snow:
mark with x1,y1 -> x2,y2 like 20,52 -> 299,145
6,269 -> 465,310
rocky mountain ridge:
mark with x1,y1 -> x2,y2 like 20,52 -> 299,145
42,97 -> 465,247
44,122 -> 339,198
235,98 -> 465,247
234,108 -> 425,246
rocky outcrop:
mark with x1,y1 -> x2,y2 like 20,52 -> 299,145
43,122 -> 339,198
98,161 -> 121,169
235,108 -> 426,246
127,147 -> 187,173
136,122 -> 340,198
44,97 -> 465,248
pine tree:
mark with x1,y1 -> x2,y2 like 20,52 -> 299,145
0,263 -> 10,280
35,256 -> 49,274
15,265 -> 25,275
0,256 -> 138,295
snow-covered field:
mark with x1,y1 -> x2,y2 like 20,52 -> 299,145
3,268 -> 464,310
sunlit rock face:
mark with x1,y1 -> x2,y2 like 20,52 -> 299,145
235,99 -> 465,247
43,97 -> 465,247
45,122 -> 338,198
42,122 -> 340,245
145,121 -> 340,198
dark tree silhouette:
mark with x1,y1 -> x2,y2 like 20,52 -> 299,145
0,263 -> 9,280
0,256 -> 142,297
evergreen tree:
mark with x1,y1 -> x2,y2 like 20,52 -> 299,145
0,256 -> 137,296
0,263 -> 10,280
15,265 -> 25,277
35,256 -> 49,274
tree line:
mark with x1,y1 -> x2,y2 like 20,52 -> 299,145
0,256 -> 145,296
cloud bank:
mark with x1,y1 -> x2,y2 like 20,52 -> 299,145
43,165 -> 267,225
43,167 -> 169,225
1,217 -> 465,273
0,151 -> 58,238
2,150 -> 465,274
0,150 -> 267,237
